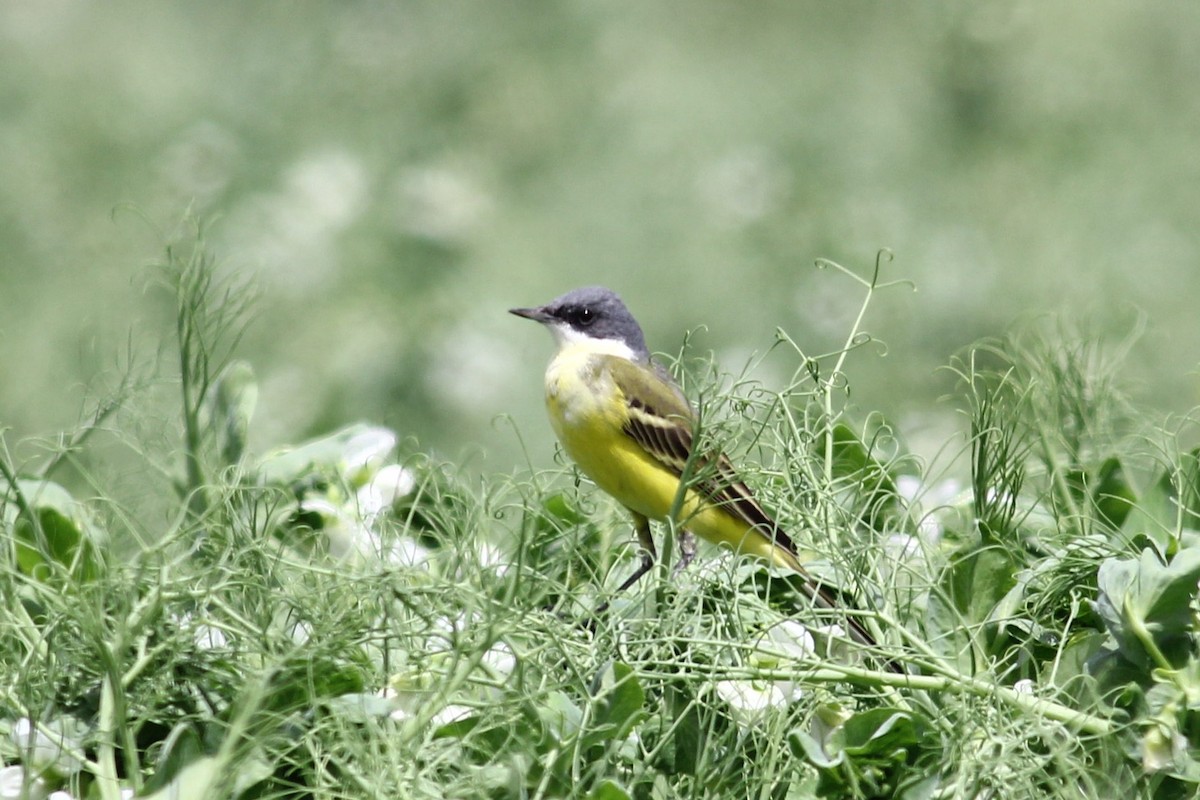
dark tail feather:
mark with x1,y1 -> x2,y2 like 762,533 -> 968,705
797,575 -> 905,674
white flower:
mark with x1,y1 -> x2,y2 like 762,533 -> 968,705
10,718 -> 84,776
763,620 -> 816,659
301,496 -> 431,567
1142,724 -> 1189,773
896,475 -> 963,545
229,149 -> 368,297
340,427 -> 398,483
806,624 -> 863,666
695,146 -> 788,226
717,621 -> 816,724
356,464 -> 415,517
0,766 -> 47,800
476,541 -> 508,571
480,642 -> 516,681
429,704 -> 473,729
393,166 -> 490,243
715,679 -> 802,725
175,612 -> 229,650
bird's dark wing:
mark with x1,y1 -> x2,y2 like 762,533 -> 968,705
604,356 -> 885,656
604,356 -> 798,552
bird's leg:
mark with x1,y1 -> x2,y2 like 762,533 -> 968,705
593,513 -> 657,617
615,512 -> 658,592
672,530 -> 697,574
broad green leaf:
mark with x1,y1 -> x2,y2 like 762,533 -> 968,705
1119,450 -> 1200,557
588,780 -> 632,800
138,756 -> 220,800
945,546 -> 1018,628
203,359 -> 258,466
821,423 -> 899,529
584,661 -> 645,749
5,479 -> 105,582
791,707 -> 923,798
1095,548 -> 1200,667
538,690 -> 583,743
666,681 -> 703,776
790,729 -> 844,769
542,493 -> 586,528
261,654 -> 366,719
142,723 -> 205,795
1093,456 -> 1136,531
841,709 -> 920,756
1150,656 -> 1200,710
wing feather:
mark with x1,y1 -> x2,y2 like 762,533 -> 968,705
604,356 -> 885,656
606,357 -> 800,556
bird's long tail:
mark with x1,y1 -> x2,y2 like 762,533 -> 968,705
769,543 -> 903,673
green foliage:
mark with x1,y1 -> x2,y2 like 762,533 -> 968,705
791,707 -> 930,798
2,478 -> 106,582
5,235 -> 1200,799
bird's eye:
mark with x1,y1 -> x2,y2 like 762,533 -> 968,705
576,307 -> 596,326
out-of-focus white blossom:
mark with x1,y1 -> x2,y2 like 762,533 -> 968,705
393,165 -> 491,243
716,620 -> 815,724
175,612 -> 229,650
480,641 -> 516,680
1142,724 -> 1189,773
228,149 -> 369,297
341,427 -> 398,484
696,146 -> 788,226
428,704 -> 473,729
715,679 -> 802,724
302,496 -> 432,568
357,464 -> 415,517
426,322 -> 522,415
896,474 -> 963,545
0,766 -> 47,800
764,620 -> 817,659
10,718 -> 84,777
476,541 -> 512,576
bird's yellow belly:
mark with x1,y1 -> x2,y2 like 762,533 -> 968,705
544,349 -> 787,566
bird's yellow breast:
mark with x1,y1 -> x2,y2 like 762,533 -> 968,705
543,346 -> 791,569
545,346 -> 676,520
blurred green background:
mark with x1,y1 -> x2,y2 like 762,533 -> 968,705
1,2 -> 1197,472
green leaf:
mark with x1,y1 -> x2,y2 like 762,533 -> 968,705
588,780 -> 632,800
666,681 -> 703,776
261,654 -> 367,719
538,690 -> 583,743
5,479 -> 105,581
142,723 -> 206,795
203,359 -> 258,466
790,729 -> 844,769
542,492 -> 586,527
584,661 -> 645,750
1119,449 -> 1200,557
841,709 -> 920,756
821,423 -> 899,529
138,756 -> 221,800
945,546 -> 1018,629
1093,456 -> 1136,531
791,707 -> 925,798
1095,547 -> 1200,667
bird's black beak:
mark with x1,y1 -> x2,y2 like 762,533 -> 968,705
509,305 -> 552,323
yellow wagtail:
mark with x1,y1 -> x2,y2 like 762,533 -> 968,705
510,286 -> 877,648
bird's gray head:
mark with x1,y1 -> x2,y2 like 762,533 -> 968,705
509,286 -> 650,362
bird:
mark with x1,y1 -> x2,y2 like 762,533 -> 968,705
510,286 -> 879,650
